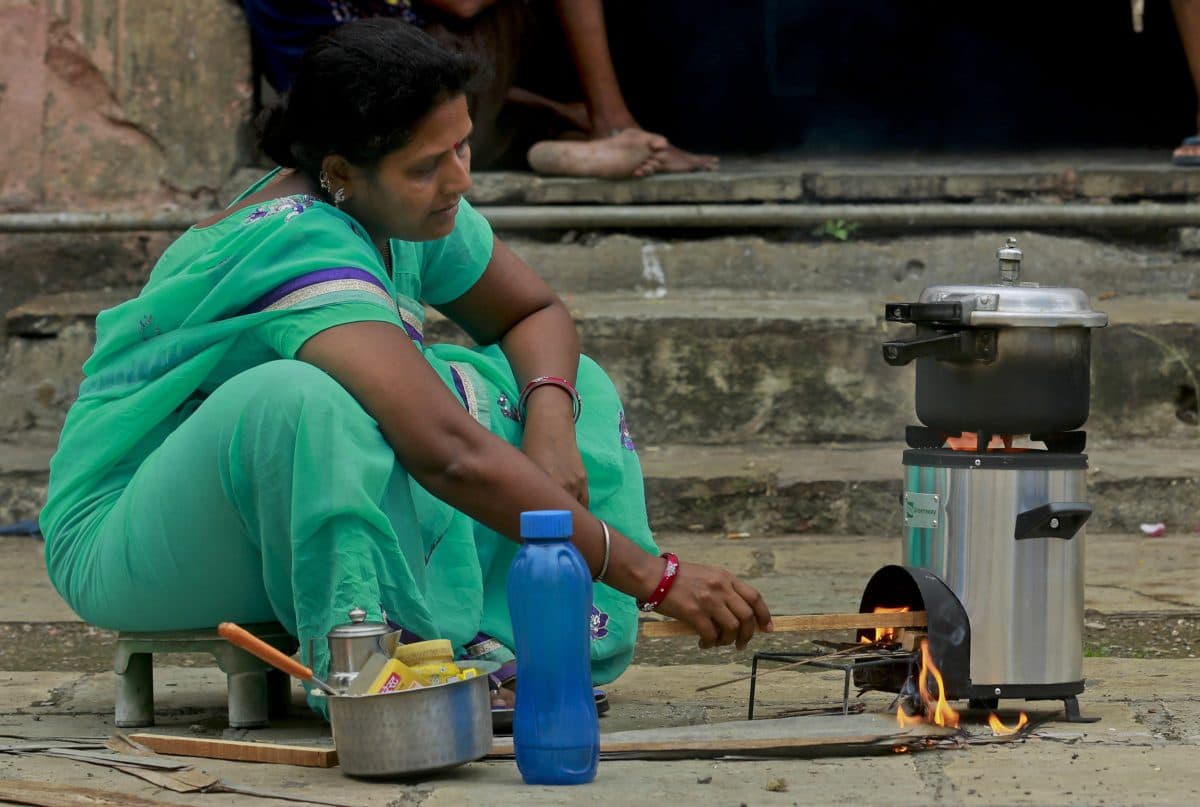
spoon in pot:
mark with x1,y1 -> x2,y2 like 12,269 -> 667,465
218,621 -> 338,696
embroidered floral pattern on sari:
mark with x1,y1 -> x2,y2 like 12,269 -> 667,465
619,411 -> 636,451
243,194 -> 317,225
496,392 -> 521,422
137,314 -> 162,341
590,605 -> 610,641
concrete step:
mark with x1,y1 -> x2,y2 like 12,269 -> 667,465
5,229 -> 1200,323
4,289 -> 1198,445
504,230 -> 1200,298
7,152 -> 1200,319
468,152 -> 1200,205
3,436 -> 1195,539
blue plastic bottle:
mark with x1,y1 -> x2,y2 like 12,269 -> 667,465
508,509 -> 599,785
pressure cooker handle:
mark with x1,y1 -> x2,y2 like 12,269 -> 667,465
882,329 -> 997,366
885,302 -> 966,325
1014,502 -> 1092,541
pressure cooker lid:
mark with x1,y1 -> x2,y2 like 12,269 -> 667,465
914,238 -> 1109,328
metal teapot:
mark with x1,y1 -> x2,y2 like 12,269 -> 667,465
325,607 -> 389,684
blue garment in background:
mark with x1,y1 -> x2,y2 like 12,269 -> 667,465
242,1 -> 424,92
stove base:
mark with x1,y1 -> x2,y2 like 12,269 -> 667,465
961,680 -> 1098,723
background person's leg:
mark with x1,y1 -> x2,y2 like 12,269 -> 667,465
1172,0 -> 1200,163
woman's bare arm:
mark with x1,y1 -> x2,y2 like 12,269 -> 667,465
435,237 -> 586,501
297,319 -> 772,647
297,319 -> 655,594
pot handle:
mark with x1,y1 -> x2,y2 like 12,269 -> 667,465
885,302 -> 966,325
1014,502 -> 1092,541
882,329 -> 997,366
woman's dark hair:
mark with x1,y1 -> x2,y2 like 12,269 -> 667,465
258,18 -> 477,180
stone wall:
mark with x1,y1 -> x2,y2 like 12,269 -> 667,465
0,0 -> 254,213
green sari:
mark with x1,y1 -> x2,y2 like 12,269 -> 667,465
41,171 -> 657,713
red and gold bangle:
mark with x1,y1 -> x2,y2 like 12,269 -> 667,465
637,552 -> 680,612
517,375 -> 582,423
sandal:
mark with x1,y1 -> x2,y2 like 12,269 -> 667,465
1173,135 -> 1200,166
488,663 -> 609,736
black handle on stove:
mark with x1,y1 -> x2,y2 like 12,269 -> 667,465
1014,502 -> 1092,541
881,329 -> 998,366
885,301 -> 966,325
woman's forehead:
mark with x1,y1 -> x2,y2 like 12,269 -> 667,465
394,95 -> 472,161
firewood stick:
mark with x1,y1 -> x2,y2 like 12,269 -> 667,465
641,610 -> 927,638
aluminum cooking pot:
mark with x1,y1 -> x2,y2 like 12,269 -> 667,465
324,659 -> 498,778
882,239 -> 1108,436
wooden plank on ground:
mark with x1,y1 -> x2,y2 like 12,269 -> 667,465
642,611 -> 928,638
126,733 -> 338,768
488,713 -> 954,760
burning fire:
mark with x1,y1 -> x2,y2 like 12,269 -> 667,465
893,639 -> 1029,736
913,639 -> 959,728
987,712 -> 1029,735
860,605 -> 911,644
945,432 -> 1014,451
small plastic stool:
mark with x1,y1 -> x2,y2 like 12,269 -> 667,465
113,622 -> 297,729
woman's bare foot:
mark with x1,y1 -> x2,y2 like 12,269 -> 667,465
527,129 -> 667,178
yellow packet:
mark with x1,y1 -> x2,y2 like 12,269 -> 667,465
348,653 -> 423,695
410,661 -> 461,685
392,639 -> 454,667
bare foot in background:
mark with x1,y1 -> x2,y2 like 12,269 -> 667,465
527,129 -> 668,178
599,127 -> 719,173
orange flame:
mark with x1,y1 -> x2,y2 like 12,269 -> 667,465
895,703 -> 924,728
861,605 -> 911,644
896,639 -> 960,729
946,432 -> 1014,451
916,640 -> 960,727
988,712 -> 1029,735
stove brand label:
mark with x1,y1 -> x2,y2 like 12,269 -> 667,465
904,492 -> 940,529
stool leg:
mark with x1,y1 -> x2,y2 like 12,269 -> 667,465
227,670 -> 269,729
115,653 -> 154,728
266,668 -> 291,719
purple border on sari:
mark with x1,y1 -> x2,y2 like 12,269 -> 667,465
400,320 -> 425,344
240,266 -> 388,315
449,365 -> 469,408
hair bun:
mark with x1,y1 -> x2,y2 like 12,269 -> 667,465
257,104 -> 296,167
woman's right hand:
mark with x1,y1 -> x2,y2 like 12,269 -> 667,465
651,560 -> 774,650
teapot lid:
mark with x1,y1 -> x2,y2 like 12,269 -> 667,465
327,607 -> 389,639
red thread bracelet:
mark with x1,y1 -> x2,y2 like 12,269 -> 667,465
517,375 -> 582,423
637,552 -> 679,612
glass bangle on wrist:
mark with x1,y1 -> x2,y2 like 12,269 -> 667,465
517,376 -> 582,423
637,552 -> 679,612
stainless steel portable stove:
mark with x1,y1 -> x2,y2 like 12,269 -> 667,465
855,238 -> 1108,722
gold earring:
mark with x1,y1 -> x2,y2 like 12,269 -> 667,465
333,187 -> 346,206
318,171 -> 332,193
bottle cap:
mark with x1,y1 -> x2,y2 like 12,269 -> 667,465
520,510 -> 573,541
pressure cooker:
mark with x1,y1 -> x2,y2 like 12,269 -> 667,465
882,238 -> 1109,436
